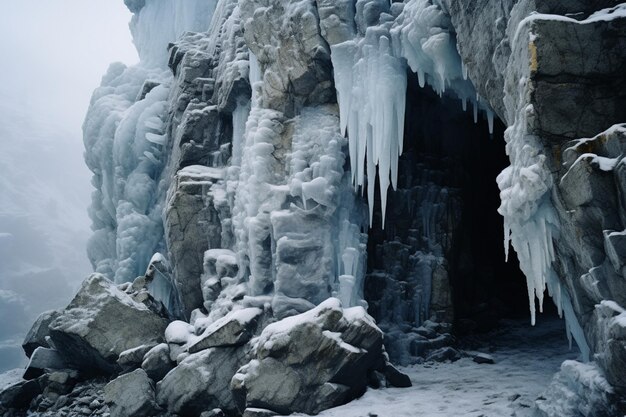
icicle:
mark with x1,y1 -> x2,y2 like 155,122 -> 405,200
473,100 -> 478,124
462,61 -> 468,80
487,108 -> 495,135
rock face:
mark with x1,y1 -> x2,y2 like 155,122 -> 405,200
6,0 -> 625,415
231,299 -> 386,415
48,274 -> 169,374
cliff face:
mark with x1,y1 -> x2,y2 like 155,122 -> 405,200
2,0 -> 626,416
86,1 -> 626,402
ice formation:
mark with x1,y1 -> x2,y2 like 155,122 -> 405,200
78,0 -> 624,382
330,0 -> 489,227
84,3 -> 217,287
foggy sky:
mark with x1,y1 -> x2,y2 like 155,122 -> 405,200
0,0 -> 139,371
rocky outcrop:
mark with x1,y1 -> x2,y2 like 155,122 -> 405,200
231,298 -> 388,415
6,0 -> 626,415
48,274 -> 169,374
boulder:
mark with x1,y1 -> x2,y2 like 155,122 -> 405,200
243,408 -> 279,417
534,360 -> 618,417
383,364 -> 412,388
231,298 -> 387,415
473,353 -> 495,364
141,343 -> 175,382
425,347 -> 462,363
188,308 -> 263,353
117,344 -> 158,372
23,347 -> 68,380
22,310 -> 61,358
104,369 -> 162,417
156,346 -> 247,416
48,274 -> 169,374
0,369 -> 42,410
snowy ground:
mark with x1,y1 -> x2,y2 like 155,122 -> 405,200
307,315 -> 580,417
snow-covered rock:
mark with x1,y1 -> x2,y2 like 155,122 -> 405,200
188,307 -> 262,353
231,298 -> 387,415
104,369 -> 162,417
117,343 -> 158,372
534,360 -> 618,417
48,274 -> 169,374
23,348 -> 68,380
141,343 -> 175,382
156,346 -> 247,416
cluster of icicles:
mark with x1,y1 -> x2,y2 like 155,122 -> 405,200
330,0 -> 494,227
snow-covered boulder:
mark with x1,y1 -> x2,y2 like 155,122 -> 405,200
117,343 -> 158,372
141,343 -> 175,382
231,298 -> 387,415
104,369 -> 162,417
48,274 -> 169,374
534,360 -> 619,417
156,346 -> 247,416
188,307 -> 263,353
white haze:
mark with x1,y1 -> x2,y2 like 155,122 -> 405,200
0,0 -> 138,371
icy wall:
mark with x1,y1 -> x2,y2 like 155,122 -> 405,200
80,0 -> 626,405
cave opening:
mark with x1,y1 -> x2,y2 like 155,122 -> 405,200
363,71 -> 558,361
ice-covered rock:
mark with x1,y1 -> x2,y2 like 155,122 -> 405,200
48,274 -> 169,374
231,298 -> 388,415
104,369 -> 162,417
534,360 -> 618,417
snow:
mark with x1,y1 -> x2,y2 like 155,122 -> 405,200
164,320 -> 194,344
298,317 -> 581,417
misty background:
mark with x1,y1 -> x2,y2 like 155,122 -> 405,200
0,0 -> 138,371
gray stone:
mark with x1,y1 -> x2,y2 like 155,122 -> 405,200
425,347 -> 462,363
117,344 -> 158,372
0,369 -> 42,409
22,310 -> 61,358
240,0 -> 335,117
165,166 -> 227,319
231,298 -> 387,415
104,369 -> 162,417
473,353 -> 495,364
383,364 -> 412,388
48,274 -> 169,374
156,346 -> 247,416
188,308 -> 262,353
23,347 -> 68,380
141,343 -> 175,382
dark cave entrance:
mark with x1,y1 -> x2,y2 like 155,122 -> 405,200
364,71 -> 539,343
